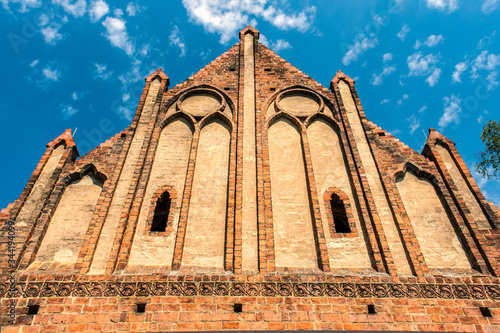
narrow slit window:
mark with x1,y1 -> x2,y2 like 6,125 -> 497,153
330,193 -> 351,233
151,191 -> 171,232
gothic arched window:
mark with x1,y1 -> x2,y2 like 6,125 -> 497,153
324,188 -> 357,237
151,191 -> 171,232
145,186 -> 177,236
330,193 -> 351,233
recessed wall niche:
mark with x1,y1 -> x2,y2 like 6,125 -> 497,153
275,88 -> 323,117
177,88 -> 226,118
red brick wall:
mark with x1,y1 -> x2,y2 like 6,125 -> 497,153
1,29 -> 499,332
2,278 -> 500,332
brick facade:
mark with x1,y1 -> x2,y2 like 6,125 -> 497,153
1,26 -> 499,332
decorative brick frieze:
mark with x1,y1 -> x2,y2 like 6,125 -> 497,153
2,280 -> 500,300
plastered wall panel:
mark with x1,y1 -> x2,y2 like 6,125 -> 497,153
89,79 -> 161,274
269,118 -> 318,270
307,119 -> 371,268
338,80 -> 412,275
436,143 -> 490,228
16,145 -> 65,228
33,175 -> 102,264
127,118 -> 193,268
181,120 -> 230,271
396,171 -> 470,269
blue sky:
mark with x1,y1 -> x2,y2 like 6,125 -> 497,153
1,0 -> 499,208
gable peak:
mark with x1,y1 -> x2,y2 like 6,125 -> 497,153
46,128 -> 75,148
239,25 -> 260,40
331,70 -> 355,85
146,68 -> 170,85
426,127 -> 456,147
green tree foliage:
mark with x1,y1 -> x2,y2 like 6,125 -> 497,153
476,120 -> 500,180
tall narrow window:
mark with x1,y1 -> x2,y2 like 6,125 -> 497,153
330,193 -> 351,233
151,191 -> 171,232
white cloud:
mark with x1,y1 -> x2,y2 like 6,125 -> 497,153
397,94 -> 409,107
486,71 -> 498,90
29,60 -> 64,89
424,0 -> 459,12
438,94 -> 462,129
397,24 -> 410,41
37,12 -> 65,45
414,34 -> 444,50
89,0 -> 109,22
471,50 -> 500,78
382,53 -> 393,62
71,91 -> 86,100
200,49 -> 212,60
169,25 -> 187,57
371,65 -> 396,85
181,0 -> 316,44
42,65 -> 60,81
389,129 -> 402,135
419,105 -> 428,114
478,31 -> 496,50
61,104 -> 78,118
40,24 -> 63,44
93,63 -> 113,80
1,0 -> 41,12
260,5 -> 315,31
469,163 -> 490,189
115,58 -> 153,120
102,16 -> 135,56
407,52 -> 438,75
424,34 -> 444,47
407,51 -> 442,86
482,0 -> 499,14
261,35 -> 292,53
117,106 -> 133,120
450,39 -> 500,89
380,99 -> 390,105
342,33 -> 378,66
118,58 -> 143,87
407,114 -> 420,135
271,39 -> 292,52
470,50 -> 500,90
452,61 -> 468,83
425,68 -> 441,86
139,43 -> 150,56
126,2 -> 143,16
52,0 -> 87,18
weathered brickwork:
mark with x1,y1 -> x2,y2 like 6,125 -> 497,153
1,26 -> 500,332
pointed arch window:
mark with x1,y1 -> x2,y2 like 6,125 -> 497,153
145,186 -> 177,236
151,191 -> 171,232
324,188 -> 357,237
330,193 -> 351,233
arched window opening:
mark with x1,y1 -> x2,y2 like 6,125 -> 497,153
151,191 -> 171,232
330,194 -> 351,233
